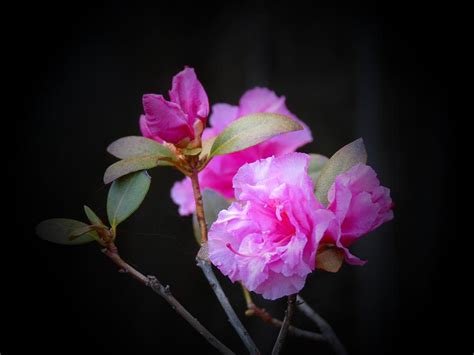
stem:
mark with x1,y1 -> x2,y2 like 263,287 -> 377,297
242,285 -> 324,342
190,168 -> 207,244
103,245 -> 235,355
297,296 -> 347,355
272,294 -> 297,355
189,157 -> 260,354
196,258 -> 260,355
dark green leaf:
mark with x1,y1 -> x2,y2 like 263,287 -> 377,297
104,156 -> 167,184
308,154 -> 329,187
107,171 -> 151,228
84,205 -> 104,226
193,189 -> 231,242
107,136 -> 175,160
209,113 -> 302,157
315,138 -> 367,206
36,219 -> 98,245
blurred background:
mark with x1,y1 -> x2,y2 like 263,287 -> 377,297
8,2 -> 454,354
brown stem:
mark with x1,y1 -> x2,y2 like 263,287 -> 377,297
102,245 -> 234,355
242,285 -> 323,342
271,294 -> 297,355
297,295 -> 347,355
190,168 -> 207,244
246,303 -> 324,342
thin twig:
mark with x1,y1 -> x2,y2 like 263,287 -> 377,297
189,160 -> 260,355
103,245 -> 235,355
190,168 -> 207,244
246,303 -> 325,342
242,285 -> 324,342
297,296 -> 347,355
272,294 -> 297,355
196,258 -> 260,355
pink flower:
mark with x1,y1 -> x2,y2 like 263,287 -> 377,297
320,163 -> 394,265
208,153 -> 330,300
140,67 -> 209,145
171,88 -> 313,215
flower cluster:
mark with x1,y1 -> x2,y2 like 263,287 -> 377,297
208,154 -> 393,299
139,67 -> 394,300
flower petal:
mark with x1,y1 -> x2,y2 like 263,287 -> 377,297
171,178 -> 195,216
169,67 -> 209,124
209,103 -> 239,134
142,94 -> 194,144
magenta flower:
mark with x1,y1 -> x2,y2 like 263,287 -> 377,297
140,67 -> 209,145
171,88 -> 313,215
208,153 -> 330,300
320,163 -> 394,265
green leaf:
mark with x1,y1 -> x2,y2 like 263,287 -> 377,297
315,138 -> 367,206
107,136 -> 175,160
209,113 -> 302,157
84,205 -> 104,226
182,147 -> 202,156
107,170 -> 151,228
36,219 -> 98,245
200,137 -> 216,159
193,189 -> 231,243
68,225 -> 97,241
104,156 -> 165,184
308,154 -> 329,187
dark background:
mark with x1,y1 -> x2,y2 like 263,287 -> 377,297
7,2 -> 456,355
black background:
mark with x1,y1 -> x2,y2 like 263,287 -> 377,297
7,2 -> 456,355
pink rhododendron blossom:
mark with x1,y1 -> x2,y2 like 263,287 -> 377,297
140,67 -> 209,145
320,163 -> 394,265
171,88 -> 312,215
208,153 -> 329,300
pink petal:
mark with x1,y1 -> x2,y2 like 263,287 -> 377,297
254,271 -> 307,300
169,67 -> 209,125
139,114 -> 163,143
170,178 -> 195,216
209,103 -> 239,134
238,87 -> 287,116
142,94 -> 194,144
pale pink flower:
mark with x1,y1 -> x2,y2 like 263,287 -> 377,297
171,88 -> 313,215
140,67 -> 209,145
320,163 -> 394,265
208,153 -> 330,300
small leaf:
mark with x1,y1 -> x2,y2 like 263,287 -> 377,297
84,205 -> 104,226
68,225 -> 97,241
308,154 -> 329,187
209,113 -> 302,157
107,136 -> 175,160
107,170 -> 151,228
104,156 -> 163,184
182,147 -> 202,156
193,189 -> 231,242
199,137 -> 216,159
315,138 -> 367,206
36,219 -> 98,245
315,246 -> 345,273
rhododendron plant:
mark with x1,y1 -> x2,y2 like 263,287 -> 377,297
36,66 -> 394,355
